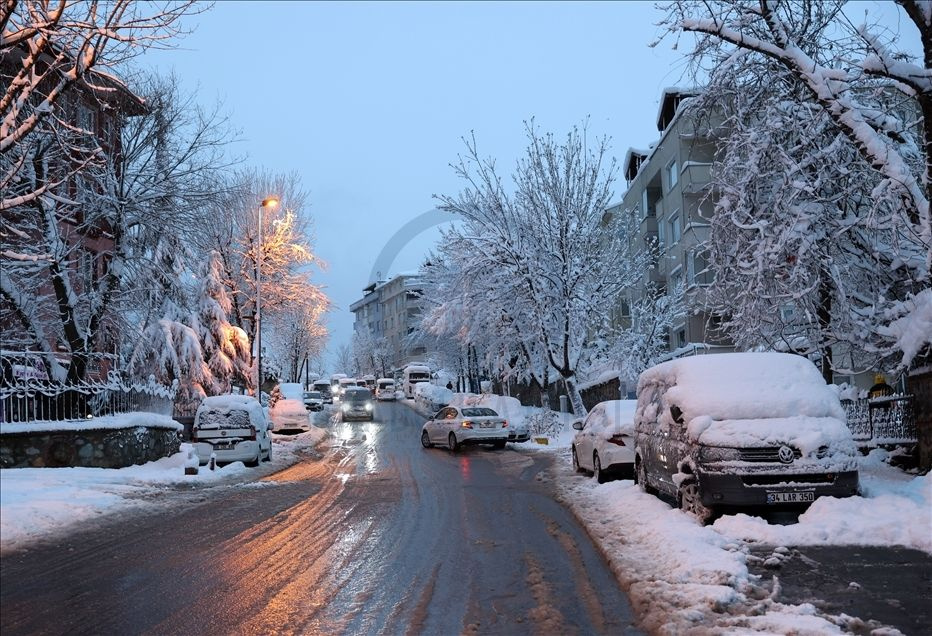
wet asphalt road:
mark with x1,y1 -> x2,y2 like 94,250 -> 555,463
0,401 -> 641,635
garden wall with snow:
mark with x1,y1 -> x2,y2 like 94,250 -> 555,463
0,414 -> 182,469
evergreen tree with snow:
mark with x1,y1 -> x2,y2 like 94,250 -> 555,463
195,251 -> 253,394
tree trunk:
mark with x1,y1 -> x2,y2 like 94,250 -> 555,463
818,272 -> 834,384
564,376 -> 586,416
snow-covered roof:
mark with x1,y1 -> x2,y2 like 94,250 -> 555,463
656,86 -> 700,132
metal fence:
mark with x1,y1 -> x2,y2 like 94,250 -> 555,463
842,396 -> 917,445
1,353 -> 176,424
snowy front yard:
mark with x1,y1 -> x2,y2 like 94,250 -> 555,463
550,446 -> 931,633
0,428 -> 326,553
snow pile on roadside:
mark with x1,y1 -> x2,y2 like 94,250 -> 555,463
0,412 -> 182,435
1,430 -> 327,552
555,450 -> 930,633
414,382 -> 453,406
713,451 -> 932,552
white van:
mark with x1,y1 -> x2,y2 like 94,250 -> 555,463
403,365 -> 431,398
376,378 -> 396,401
192,395 -> 272,466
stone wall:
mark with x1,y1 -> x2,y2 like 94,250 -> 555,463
0,425 -> 181,469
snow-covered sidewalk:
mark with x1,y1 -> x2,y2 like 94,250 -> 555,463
0,427 -> 327,553
549,446 -> 931,633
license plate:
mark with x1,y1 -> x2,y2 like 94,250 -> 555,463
766,491 -> 815,504
213,443 -> 235,451
479,422 -> 495,428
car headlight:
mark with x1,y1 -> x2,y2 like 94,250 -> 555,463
698,446 -> 741,463
365,403 -> 373,411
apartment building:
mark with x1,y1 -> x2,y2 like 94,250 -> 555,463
614,87 -> 733,358
349,273 -> 427,371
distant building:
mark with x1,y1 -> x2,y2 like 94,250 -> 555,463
349,273 -> 427,372
614,87 -> 734,360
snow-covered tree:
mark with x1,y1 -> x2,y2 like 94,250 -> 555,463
1,0 -> 203,210
194,251 -> 252,394
266,302 -> 328,383
659,0 -> 931,371
612,283 -> 686,380
190,170 -> 329,354
352,327 -> 392,378
433,123 -> 650,414
0,72 -> 235,383
333,343 -> 355,376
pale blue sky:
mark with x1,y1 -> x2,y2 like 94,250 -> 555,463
141,1 -> 918,369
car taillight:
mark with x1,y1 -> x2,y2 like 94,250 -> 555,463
501,420 -> 508,428
607,434 -> 626,446
461,420 -> 473,429
247,425 -> 257,441
190,429 -> 198,441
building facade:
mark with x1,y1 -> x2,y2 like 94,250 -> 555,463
349,273 -> 427,372
615,87 -> 734,360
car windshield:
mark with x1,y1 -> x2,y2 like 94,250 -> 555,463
304,392 -> 321,399
344,389 -> 372,401
197,408 -> 250,429
461,407 -> 498,417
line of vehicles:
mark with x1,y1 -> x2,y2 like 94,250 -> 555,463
187,366 -> 430,467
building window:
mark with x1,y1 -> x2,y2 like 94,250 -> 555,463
666,159 -> 678,190
669,266 -> 682,295
687,248 -> 712,286
657,219 -> 665,250
780,305 -> 796,322
669,210 -> 681,245
676,327 -> 687,347
641,190 -> 650,219
77,103 -> 96,134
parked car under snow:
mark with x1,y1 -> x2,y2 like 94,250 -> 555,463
192,395 -> 272,466
572,399 -> 636,483
634,352 -> 859,523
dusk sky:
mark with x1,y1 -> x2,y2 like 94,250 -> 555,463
141,0 -> 915,369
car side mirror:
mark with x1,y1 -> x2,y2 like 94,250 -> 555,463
670,405 -> 684,424
572,420 -> 583,430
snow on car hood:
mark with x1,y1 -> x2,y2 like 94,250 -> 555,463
687,415 -> 856,457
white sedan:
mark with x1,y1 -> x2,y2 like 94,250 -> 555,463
571,400 -> 637,483
421,406 -> 509,452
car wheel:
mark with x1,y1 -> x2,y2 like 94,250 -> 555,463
493,440 -> 506,450
678,477 -> 715,524
245,452 -> 260,468
421,430 -> 432,448
572,446 -> 585,473
262,444 -> 272,462
448,432 -> 459,453
594,452 -> 608,484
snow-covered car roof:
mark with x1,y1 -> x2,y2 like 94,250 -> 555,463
637,353 -> 853,453
278,383 -> 304,400
585,400 -> 637,434
638,352 -> 845,423
196,395 -> 265,428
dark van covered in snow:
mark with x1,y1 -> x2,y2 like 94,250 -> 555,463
634,352 -> 859,523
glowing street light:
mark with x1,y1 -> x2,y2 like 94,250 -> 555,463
256,196 -> 279,395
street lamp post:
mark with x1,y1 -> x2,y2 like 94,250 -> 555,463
257,196 -> 279,395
